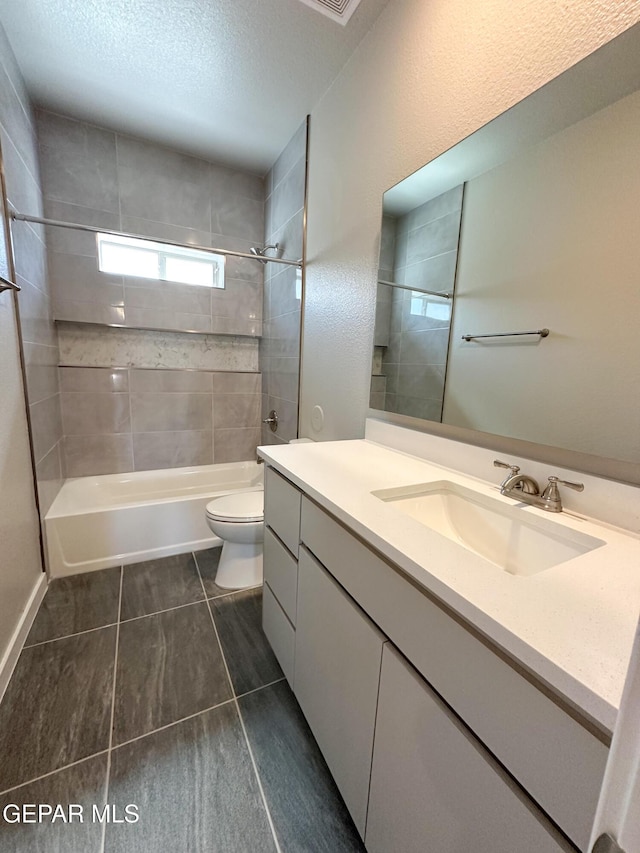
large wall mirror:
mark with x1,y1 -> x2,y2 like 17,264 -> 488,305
370,24 -> 640,485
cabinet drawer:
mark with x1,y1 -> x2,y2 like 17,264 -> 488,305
264,526 -> 298,625
366,644 -> 572,853
262,582 -> 295,686
265,467 -> 301,557
294,547 -> 385,838
301,496 -> 608,851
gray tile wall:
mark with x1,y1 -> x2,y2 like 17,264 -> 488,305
57,322 -> 259,372
59,367 -> 262,476
260,121 -> 307,446
377,186 -> 463,420
34,110 -> 268,476
0,27 -> 63,516
36,110 -> 265,337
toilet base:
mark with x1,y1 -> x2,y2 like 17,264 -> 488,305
215,541 -> 263,589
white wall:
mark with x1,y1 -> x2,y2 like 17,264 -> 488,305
443,88 -> 640,462
0,289 -> 43,670
300,0 -> 640,441
0,23 -> 44,678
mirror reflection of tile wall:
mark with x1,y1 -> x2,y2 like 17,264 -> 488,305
371,185 -> 463,421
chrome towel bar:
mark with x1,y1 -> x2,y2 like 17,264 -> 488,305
461,328 -> 549,342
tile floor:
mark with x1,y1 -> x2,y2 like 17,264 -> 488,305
0,549 -> 364,852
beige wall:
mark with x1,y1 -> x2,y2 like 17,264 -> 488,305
443,89 -> 640,462
300,0 -> 640,441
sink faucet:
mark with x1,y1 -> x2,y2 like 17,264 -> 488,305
493,460 -> 584,513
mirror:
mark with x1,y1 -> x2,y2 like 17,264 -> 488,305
371,25 -> 640,477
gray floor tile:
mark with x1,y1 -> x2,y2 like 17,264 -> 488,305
120,553 -> 204,620
194,547 -> 237,598
113,602 -> 232,745
105,703 -> 277,853
239,680 -> 365,852
0,754 -> 108,852
26,567 -> 121,645
0,628 -> 116,792
210,588 -> 283,695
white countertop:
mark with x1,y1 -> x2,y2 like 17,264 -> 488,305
258,438 -> 640,734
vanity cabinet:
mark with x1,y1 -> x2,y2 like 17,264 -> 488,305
261,465 -> 608,852
294,546 -> 385,837
299,495 -> 608,852
366,644 -> 571,853
262,467 -> 302,684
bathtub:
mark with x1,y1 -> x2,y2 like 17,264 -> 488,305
44,461 -> 263,578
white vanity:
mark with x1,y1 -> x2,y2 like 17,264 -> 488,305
258,426 -> 640,853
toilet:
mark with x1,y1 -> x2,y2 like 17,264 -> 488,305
204,490 -> 264,589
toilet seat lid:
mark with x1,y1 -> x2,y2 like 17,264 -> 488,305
206,490 -> 264,522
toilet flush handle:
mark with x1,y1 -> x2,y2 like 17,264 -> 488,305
262,410 -> 278,432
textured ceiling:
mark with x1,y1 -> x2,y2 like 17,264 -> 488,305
0,0 -> 389,173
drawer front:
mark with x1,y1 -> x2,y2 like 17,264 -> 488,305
301,496 -> 608,852
366,644 -> 572,853
294,547 -> 385,838
264,526 -> 298,625
262,582 -> 295,686
265,467 -> 301,557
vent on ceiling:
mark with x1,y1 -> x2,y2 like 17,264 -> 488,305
297,0 -> 363,26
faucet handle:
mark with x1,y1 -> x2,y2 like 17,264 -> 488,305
494,459 -> 520,475
494,460 -> 522,490
542,475 -> 584,498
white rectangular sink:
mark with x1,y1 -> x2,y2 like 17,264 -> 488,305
371,480 -> 605,576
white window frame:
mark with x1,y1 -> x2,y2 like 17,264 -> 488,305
96,232 -> 225,288
409,290 -> 451,320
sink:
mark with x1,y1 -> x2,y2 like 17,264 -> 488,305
371,480 -> 605,576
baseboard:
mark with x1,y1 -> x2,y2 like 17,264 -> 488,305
0,574 -> 47,704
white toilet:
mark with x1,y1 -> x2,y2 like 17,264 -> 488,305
204,490 -> 264,589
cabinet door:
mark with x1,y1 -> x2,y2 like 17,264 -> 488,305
264,466 -> 301,556
366,644 -> 573,853
263,527 -> 298,624
294,546 -> 385,838
262,582 -> 295,685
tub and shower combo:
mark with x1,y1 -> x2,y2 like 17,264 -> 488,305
45,461 -> 264,580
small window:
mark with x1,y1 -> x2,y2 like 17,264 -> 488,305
97,233 -> 225,288
409,291 -> 451,320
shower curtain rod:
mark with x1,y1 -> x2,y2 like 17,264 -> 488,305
10,212 -> 303,268
377,279 -> 452,299
0,272 -> 20,293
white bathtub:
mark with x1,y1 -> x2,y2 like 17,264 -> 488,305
44,461 -> 263,578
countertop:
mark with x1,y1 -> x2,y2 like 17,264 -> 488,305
258,438 -> 640,734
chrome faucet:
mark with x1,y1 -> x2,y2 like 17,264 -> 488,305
493,460 -> 584,513
493,460 -> 539,495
